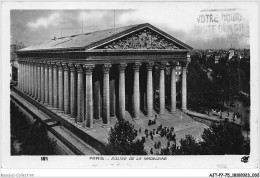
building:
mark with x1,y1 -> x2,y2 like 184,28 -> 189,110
16,23 -> 192,129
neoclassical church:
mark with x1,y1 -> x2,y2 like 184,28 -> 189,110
17,23 -> 192,129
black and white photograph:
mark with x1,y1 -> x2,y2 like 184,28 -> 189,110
1,1 -> 259,177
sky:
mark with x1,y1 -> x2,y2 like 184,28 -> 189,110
10,2 -> 253,49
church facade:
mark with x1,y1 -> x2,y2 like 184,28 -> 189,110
17,23 -> 192,128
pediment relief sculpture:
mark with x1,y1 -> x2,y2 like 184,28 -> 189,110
99,28 -> 180,50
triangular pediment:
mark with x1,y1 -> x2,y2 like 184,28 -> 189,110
93,26 -> 191,50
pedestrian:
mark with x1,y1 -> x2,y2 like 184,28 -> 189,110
167,141 -> 170,148
148,120 -> 151,126
139,127 -> 141,133
150,148 -> 153,154
155,114 -> 157,120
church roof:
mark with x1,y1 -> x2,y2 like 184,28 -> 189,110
19,23 -> 192,52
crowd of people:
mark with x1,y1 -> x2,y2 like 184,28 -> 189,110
140,121 -> 177,155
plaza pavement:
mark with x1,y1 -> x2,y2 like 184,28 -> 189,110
76,109 -> 209,154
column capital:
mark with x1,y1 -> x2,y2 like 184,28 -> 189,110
56,62 -> 63,70
43,61 -> 48,68
36,61 -> 41,67
159,61 -> 167,70
68,63 -> 76,71
102,64 -> 112,73
180,61 -> 189,68
118,63 -> 127,72
75,63 -> 83,72
47,61 -> 52,67
133,62 -> 141,71
146,62 -> 154,71
83,64 -> 95,74
51,62 -> 58,68
170,61 -> 178,67
62,63 -> 69,71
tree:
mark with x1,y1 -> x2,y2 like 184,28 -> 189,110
159,122 -> 250,155
200,123 -> 249,155
176,135 -> 202,155
104,120 -> 147,155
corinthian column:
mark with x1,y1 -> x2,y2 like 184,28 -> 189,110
102,64 -> 111,126
146,62 -> 154,119
25,61 -> 29,94
28,61 -> 32,96
20,61 -> 23,91
57,62 -> 64,113
159,62 -> 167,115
52,62 -> 58,110
34,61 -> 37,99
30,61 -> 34,97
37,62 -> 41,101
40,62 -> 45,103
171,62 -> 177,113
48,62 -> 53,108
181,62 -> 188,111
76,64 -> 84,124
44,62 -> 49,105
63,63 -> 70,116
84,64 -> 95,128
118,63 -> 127,120
69,63 -> 77,120
133,62 -> 141,120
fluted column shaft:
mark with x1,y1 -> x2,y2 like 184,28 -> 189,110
118,63 -> 127,120
103,64 -> 111,126
20,61 -> 23,91
69,64 -> 77,119
24,62 -> 26,92
26,61 -> 30,95
94,79 -> 101,120
44,63 -> 49,105
171,63 -> 177,113
58,63 -> 64,112
63,63 -> 70,115
76,64 -> 84,124
84,64 -> 94,128
146,62 -> 154,119
37,63 -> 41,100
24,62 -> 26,93
34,62 -> 37,98
182,64 -> 188,110
18,62 -> 21,89
52,63 -> 58,109
159,62 -> 166,115
25,61 -> 29,94
29,62 -> 33,96
133,63 -> 141,120
48,62 -> 53,107
110,78 -> 116,117
40,62 -> 45,102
